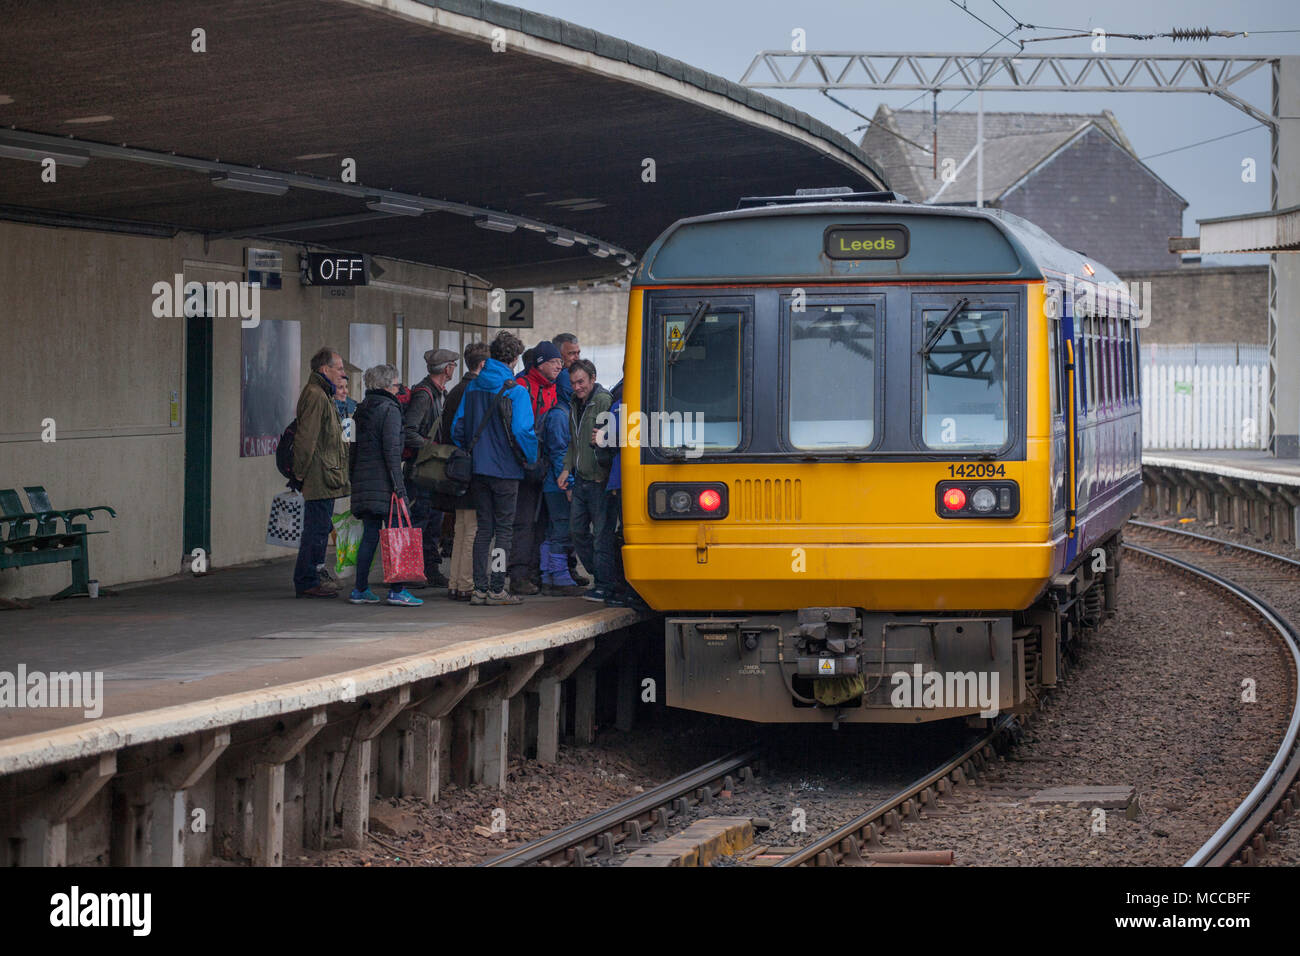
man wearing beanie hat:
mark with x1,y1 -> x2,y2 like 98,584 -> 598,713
403,346 -> 460,587
508,340 -> 563,593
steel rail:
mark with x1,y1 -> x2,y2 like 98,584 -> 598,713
479,745 -> 762,867
775,715 -> 1017,867
1127,519 -> 1300,571
1122,527 -> 1300,866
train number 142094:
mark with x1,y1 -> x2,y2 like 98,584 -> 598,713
947,463 -> 1006,477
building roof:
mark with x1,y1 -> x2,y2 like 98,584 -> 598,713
862,106 -> 1143,205
0,0 -> 887,288
1197,203 -> 1300,254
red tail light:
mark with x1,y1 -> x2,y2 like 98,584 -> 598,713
942,487 -> 967,511
698,489 -> 722,512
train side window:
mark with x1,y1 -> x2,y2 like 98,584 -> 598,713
1132,321 -> 1142,401
1084,315 -> 1095,415
1048,318 -> 1061,417
660,309 -> 744,451
1104,315 -> 1115,407
1095,314 -> 1105,408
1104,315 -> 1112,407
1074,316 -> 1086,415
1121,318 -> 1133,402
1111,316 -> 1121,406
787,305 -> 876,450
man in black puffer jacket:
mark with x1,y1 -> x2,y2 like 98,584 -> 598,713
347,364 -> 424,608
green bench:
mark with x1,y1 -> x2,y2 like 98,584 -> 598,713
0,486 -> 116,601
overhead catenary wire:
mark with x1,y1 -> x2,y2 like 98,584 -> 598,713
823,90 -> 935,153
1140,124 -> 1265,160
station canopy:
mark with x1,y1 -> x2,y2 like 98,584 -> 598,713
0,0 -> 886,287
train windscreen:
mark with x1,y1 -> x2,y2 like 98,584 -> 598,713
921,308 -> 1008,450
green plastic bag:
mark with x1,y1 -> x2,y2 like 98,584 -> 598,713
333,512 -> 363,576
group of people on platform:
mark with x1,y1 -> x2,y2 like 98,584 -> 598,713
288,331 -> 646,611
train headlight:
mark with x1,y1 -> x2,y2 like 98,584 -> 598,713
936,480 -> 1019,518
649,482 -> 729,520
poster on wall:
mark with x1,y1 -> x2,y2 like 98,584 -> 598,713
349,323 -> 387,381
241,319 -> 301,457
406,328 -> 434,389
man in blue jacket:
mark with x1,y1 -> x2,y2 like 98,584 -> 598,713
451,331 -> 538,605
539,373 -> 584,595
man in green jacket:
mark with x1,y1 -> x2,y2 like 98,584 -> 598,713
293,347 -> 352,597
557,359 -> 615,602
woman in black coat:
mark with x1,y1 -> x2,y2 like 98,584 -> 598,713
348,364 -> 423,607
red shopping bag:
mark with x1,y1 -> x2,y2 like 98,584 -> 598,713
380,495 -> 426,586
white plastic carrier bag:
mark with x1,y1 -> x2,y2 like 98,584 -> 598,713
266,489 -> 305,549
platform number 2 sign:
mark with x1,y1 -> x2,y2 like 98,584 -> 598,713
491,289 -> 534,329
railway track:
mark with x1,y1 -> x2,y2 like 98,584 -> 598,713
480,745 -> 763,867
1123,520 -> 1300,866
772,715 -> 1018,867
486,521 -> 1300,868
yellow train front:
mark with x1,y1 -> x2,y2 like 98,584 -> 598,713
620,190 -> 1143,724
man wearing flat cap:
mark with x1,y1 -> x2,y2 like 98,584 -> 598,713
403,346 -> 460,587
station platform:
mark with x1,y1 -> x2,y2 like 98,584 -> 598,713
1141,450 -> 1300,546
1143,450 -> 1300,486
0,556 -> 636,745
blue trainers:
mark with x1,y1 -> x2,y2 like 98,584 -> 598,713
349,588 -> 381,605
581,587 -> 609,603
387,589 -> 424,607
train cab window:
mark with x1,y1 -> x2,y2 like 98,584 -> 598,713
660,310 -> 743,451
787,306 -> 876,449
921,307 -> 1007,450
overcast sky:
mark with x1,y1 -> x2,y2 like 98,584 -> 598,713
513,0 -> 1298,264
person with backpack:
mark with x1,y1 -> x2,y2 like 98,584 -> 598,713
347,364 -> 423,607
403,348 -> 459,588
451,330 -> 538,605
557,359 -> 615,602
290,348 -> 352,598
539,371 -> 583,596
508,340 -> 562,594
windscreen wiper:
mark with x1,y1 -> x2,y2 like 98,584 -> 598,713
919,296 -> 970,357
667,300 -> 711,366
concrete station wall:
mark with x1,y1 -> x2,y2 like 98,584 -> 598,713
532,282 -> 631,385
0,220 -> 487,600
1117,264 -> 1268,345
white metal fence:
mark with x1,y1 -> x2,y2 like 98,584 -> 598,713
1142,343 -> 1268,367
1141,363 -> 1269,450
